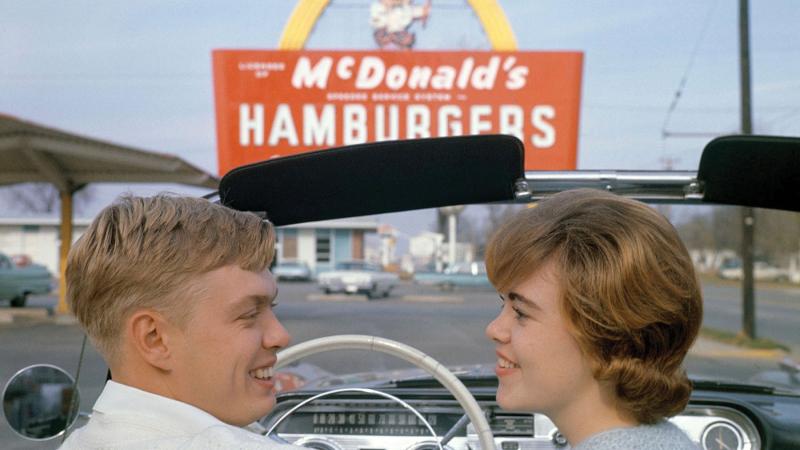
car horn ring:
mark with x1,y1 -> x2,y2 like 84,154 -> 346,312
275,335 -> 496,450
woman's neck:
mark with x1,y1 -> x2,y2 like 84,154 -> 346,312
548,382 -> 639,446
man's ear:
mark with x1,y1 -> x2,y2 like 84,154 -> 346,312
127,310 -> 178,372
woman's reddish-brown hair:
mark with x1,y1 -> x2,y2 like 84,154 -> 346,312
485,189 -> 702,424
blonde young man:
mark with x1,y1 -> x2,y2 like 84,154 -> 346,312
60,195 -> 303,449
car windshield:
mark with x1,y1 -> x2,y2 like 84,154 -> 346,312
335,261 -> 377,271
1,5 -> 799,448
275,203 -> 800,396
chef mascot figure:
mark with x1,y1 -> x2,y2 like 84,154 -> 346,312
370,0 -> 431,50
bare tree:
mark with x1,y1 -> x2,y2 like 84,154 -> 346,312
0,183 -> 95,215
485,204 -> 523,235
677,206 -> 800,265
677,213 -> 715,250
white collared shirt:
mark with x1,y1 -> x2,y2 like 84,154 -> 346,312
59,380 -> 302,450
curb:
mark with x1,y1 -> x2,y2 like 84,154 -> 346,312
402,295 -> 463,303
0,307 -> 77,325
307,294 -> 368,302
690,337 -> 789,361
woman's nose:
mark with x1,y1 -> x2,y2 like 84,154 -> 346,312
485,313 -> 509,344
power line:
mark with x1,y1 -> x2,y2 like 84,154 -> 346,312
661,0 -> 721,136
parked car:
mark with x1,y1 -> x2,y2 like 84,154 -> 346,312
317,260 -> 398,298
273,260 -> 312,281
0,252 -> 53,307
415,261 -> 492,291
718,259 -> 791,282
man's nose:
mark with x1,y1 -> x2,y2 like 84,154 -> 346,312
263,315 -> 291,350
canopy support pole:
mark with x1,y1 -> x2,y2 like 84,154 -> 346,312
57,190 -> 73,315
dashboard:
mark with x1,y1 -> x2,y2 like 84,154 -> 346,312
261,383 -> 800,450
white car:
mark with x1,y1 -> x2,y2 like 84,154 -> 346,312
272,260 -> 312,281
718,261 -> 790,282
317,261 -> 398,298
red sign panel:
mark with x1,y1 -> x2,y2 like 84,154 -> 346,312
212,50 -> 583,175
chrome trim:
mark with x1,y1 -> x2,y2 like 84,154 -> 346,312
406,441 -> 455,450
517,170 -> 703,202
293,435 -> 345,450
202,190 -> 220,203
672,406 -> 761,450
701,422 -> 744,450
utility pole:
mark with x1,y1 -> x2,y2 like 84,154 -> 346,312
739,0 -> 756,339
658,156 -> 680,221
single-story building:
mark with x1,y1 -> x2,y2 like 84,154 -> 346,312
0,218 -> 90,274
0,217 -> 379,277
275,218 -> 379,275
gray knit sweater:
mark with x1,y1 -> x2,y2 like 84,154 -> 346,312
572,420 -> 698,450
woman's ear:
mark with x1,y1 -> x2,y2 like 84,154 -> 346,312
127,310 -> 177,372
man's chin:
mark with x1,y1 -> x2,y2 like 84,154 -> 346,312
244,398 -> 276,425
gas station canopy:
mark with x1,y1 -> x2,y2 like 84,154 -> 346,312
0,113 -> 220,314
0,113 -> 218,190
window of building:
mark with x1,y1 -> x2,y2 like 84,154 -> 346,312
316,231 -> 331,263
282,230 -> 298,259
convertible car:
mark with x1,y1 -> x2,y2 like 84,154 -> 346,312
3,134 -> 799,449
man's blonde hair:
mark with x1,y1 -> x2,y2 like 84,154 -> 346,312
66,194 -> 275,363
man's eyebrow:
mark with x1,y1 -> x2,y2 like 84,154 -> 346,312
233,289 -> 278,310
508,291 -> 543,311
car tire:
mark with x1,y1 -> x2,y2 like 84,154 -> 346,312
367,284 -> 379,300
10,294 -> 28,308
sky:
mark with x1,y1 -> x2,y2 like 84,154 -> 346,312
1,0 -> 799,237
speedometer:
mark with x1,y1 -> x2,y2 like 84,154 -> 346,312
701,422 -> 743,450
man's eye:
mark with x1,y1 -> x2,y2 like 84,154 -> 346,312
512,306 -> 527,321
241,310 -> 260,320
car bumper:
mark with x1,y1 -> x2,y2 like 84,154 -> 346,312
319,280 -> 373,293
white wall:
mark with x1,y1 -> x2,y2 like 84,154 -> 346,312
0,224 -> 87,274
297,229 -> 316,270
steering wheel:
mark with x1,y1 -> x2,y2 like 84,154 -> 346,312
271,335 -> 496,450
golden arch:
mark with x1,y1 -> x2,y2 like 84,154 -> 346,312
278,0 -> 517,50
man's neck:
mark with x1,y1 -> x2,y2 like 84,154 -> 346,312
111,365 -> 176,401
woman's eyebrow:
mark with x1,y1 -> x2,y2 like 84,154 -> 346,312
508,291 -> 543,311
